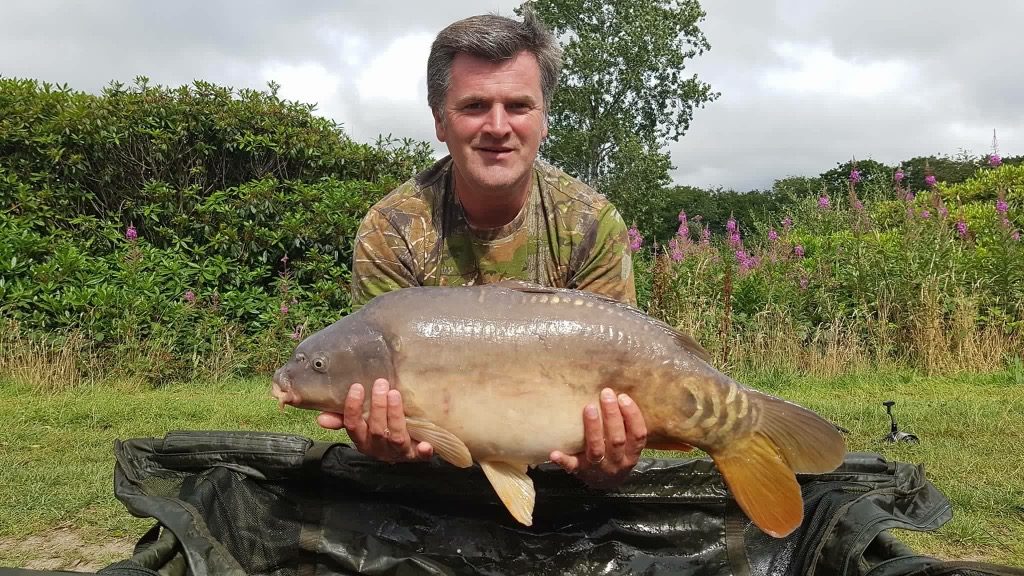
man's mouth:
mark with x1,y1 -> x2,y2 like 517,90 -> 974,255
477,146 -> 514,158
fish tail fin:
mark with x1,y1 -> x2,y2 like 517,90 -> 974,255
711,394 -> 846,538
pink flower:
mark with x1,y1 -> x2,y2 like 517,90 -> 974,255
1013,230 -> 1021,241
894,169 -> 905,183
280,302 -> 289,315
290,324 -> 305,341
904,191 -> 915,202
938,206 -> 949,219
627,224 -> 643,251
996,199 -> 1009,215
794,245 -> 805,258
818,196 -> 830,209
854,200 -> 864,212
183,290 -> 196,303
726,217 -> 737,234
677,211 -> 689,237
920,209 -> 931,219
125,224 -> 137,241
782,216 -> 793,230
768,229 -> 779,242
736,250 -> 759,272
729,231 -> 742,248
989,154 -> 1002,167
799,275 -> 809,290
669,237 -> 683,262
956,219 -> 969,238
925,175 -> 937,188
700,228 -> 711,245
849,169 -> 862,184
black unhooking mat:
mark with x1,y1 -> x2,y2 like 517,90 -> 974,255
15,430 -> 1024,576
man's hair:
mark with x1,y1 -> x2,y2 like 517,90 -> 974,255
426,10 -> 562,118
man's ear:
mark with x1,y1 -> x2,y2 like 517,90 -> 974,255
433,108 -> 447,143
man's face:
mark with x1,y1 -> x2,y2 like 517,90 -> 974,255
434,50 -> 548,200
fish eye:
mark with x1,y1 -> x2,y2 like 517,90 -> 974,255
312,357 -> 326,372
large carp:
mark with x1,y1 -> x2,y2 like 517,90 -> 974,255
271,282 -> 846,537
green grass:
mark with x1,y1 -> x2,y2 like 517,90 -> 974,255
1,371 -> 1022,569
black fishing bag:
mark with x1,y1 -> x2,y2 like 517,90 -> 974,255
12,430 -> 1023,576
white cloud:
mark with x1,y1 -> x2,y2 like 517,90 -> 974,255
759,41 -> 916,100
357,32 -> 434,104
259,60 -> 344,118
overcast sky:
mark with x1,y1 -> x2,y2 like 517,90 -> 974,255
2,1 -> 1019,191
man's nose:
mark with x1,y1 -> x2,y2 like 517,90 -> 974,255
482,104 -> 511,137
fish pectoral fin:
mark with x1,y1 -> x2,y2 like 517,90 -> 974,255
480,460 -> 535,527
712,433 -> 803,538
405,418 -> 473,468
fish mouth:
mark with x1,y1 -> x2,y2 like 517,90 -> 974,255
270,372 -> 296,410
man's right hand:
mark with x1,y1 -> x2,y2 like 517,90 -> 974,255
316,378 -> 434,463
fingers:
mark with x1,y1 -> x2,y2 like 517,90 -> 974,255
568,388 -> 648,489
317,412 -> 344,430
342,383 -> 368,445
335,378 -> 431,463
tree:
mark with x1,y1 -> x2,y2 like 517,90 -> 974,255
520,0 -> 719,233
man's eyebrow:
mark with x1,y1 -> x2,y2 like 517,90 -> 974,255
451,93 -> 539,106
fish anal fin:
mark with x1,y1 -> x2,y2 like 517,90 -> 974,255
646,440 -> 695,452
712,433 -> 803,538
480,460 -> 535,526
405,418 -> 473,468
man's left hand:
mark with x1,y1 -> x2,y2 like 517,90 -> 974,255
550,387 -> 647,489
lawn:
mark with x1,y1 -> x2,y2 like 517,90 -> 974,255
0,370 -> 1021,570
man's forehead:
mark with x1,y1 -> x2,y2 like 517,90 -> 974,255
447,51 -> 543,91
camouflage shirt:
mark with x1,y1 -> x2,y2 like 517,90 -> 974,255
350,156 -> 637,308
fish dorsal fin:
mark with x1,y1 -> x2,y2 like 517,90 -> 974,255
661,324 -> 712,364
405,418 -> 473,468
480,460 -> 535,526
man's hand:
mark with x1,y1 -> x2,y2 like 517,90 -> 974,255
549,388 -> 647,489
316,378 -> 433,463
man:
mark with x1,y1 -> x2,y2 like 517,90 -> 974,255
317,11 -> 647,489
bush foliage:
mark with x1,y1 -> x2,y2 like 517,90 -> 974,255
1,77 -> 434,382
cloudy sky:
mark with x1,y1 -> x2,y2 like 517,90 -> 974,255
1,1 -> 1019,191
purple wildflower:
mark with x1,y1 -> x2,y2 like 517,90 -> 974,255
677,211 -> 690,237
989,154 -> 1002,167
925,175 -> 937,188
938,206 -> 949,219
669,237 -> 683,262
956,219 -> 969,238
920,209 -> 931,219
849,169 -> 862,184
854,200 -> 864,212
1013,230 -> 1021,241
782,216 -> 793,231
700,228 -> 711,245
794,245 -> 805,258
905,191 -> 915,202
799,275 -> 809,290
627,224 -> 643,251
729,231 -> 742,248
736,250 -> 759,272
996,199 -> 1009,215
280,302 -> 289,315
726,217 -> 737,234
894,169 -> 905,183
768,229 -> 779,242
183,289 -> 196,303
290,324 -> 305,341
818,195 -> 830,209
125,224 -> 137,241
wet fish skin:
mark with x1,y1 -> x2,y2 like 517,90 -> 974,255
271,282 -> 846,537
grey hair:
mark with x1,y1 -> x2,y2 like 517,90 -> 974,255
426,9 -> 562,118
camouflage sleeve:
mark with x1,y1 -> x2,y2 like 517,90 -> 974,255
350,207 -> 419,309
567,204 -> 638,306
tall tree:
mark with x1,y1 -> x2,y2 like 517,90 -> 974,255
521,0 -> 719,232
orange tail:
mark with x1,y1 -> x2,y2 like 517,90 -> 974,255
711,393 -> 846,538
